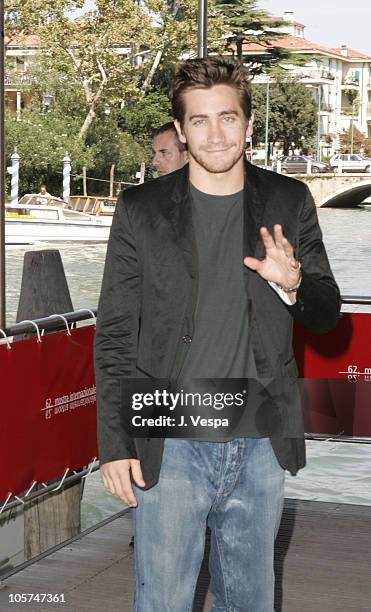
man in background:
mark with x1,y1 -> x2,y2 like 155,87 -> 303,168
152,121 -> 188,176
36,184 -> 53,204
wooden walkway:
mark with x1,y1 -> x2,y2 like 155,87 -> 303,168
0,499 -> 370,611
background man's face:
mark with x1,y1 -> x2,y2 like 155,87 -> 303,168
40,187 -> 46,194
176,84 -> 252,175
152,131 -> 187,176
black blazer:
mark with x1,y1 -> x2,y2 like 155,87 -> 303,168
94,161 -> 341,488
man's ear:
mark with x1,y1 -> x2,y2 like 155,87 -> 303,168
174,120 -> 187,144
246,113 -> 254,138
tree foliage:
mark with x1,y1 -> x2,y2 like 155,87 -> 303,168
4,0 -> 323,193
4,0 -> 82,48
339,126 -> 371,156
252,80 -> 317,156
5,109 -> 94,196
118,92 -> 173,145
214,0 -> 290,71
41,0 -> 157,139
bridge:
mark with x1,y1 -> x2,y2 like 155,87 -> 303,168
292,173 -> 371,208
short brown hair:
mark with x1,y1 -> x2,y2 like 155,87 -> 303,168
171,58 -> 252,127
152,122 -> 187,152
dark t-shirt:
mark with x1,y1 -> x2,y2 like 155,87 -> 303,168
179,183 -> 257,380
178,183 -> 269,440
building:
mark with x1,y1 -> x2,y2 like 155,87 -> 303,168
239,10 -> 371,155
5,35 -> 39,119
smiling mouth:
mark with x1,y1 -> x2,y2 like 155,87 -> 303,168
205,148 -> 230,153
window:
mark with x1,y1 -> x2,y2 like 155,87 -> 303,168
29,208 -> 59,220
62,210 -> 91,221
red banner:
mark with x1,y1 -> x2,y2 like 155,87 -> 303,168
1,313 -> 370,501
294,313 -> 371,437
1,325 -> 98,501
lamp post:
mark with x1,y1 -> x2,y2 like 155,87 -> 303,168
264,78 -> 270,167
197,0 -> 208,58
42,92 -> 53,113
350,100 -> 355,154
316,86 -> 321,162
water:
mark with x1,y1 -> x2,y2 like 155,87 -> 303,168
4,207 -> 371,527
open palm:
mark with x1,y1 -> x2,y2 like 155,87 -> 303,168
244,224 -> 301,289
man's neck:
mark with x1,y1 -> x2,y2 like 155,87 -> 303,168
188,158 -> 245,195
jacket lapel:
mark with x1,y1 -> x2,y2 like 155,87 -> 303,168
164,164 -> 198,280
243,160 -> 269,260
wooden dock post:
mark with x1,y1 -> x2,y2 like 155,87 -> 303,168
17,249 -> 82,560
109,164 -> 115,197
83,167 -> 87,196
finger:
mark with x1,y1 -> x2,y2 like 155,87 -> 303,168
259,226 -> 276,251
281,237 -> 295,261
274,225 -> 296,260
117,469 -> 138,507
273,225 -> 285,251
243,256 -> 261,271
101,464 -> 133,505
131,460 -> 146,488
100,468 -> 115,495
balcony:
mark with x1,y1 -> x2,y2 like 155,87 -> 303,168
341,106 -> 360,116
368,103 -> 371,117
342,73 -> 360,87
5,72 -> 33,88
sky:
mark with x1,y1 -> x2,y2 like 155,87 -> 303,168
259,1 -> 371,56
74,1 -> 371,57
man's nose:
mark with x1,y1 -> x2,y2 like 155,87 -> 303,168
207,121 -> 224,142
153,153 -> 160,167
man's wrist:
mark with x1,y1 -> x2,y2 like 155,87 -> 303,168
275,270 -> 302,293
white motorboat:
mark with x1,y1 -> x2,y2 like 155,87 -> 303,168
5,195 -> 111,244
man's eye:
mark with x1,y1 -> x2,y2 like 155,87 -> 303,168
193,119 -> 205,126
223,116 -> 235,123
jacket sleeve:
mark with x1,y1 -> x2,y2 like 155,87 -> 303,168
287,185 -> 341,333
94,192 -> 140,465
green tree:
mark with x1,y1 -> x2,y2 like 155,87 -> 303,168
140,0 -> 225,93
85,116 -> 147,193
339,126 -> 371,156
5,109 -> 94,196
41,0 -> 157,139
118,91 -> 173,145
4,0 -> 81,48
215,0 -> 290,71
252,80 -> 317,156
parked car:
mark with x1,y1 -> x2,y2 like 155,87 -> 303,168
272,155 -> 331,174
329,154 -> 371,173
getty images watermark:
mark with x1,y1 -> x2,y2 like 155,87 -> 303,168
131,388 -> 247,430
121,377 -> 307,439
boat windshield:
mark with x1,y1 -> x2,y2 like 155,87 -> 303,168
6,206 -> 59,220
18,194 -> 67,208
62,210 -> 91,222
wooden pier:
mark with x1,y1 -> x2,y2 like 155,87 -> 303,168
0,499 -> 370,611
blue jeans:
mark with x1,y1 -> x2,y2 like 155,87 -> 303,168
133,437 -> 285,612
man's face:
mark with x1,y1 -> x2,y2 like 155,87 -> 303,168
175,84 -> 253,175
152,131 -> 187,176
40,187 -> 46,194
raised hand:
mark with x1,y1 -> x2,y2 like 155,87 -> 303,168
243,224 -> 301,290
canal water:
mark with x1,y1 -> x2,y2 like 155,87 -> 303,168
5,206 -> 371,527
